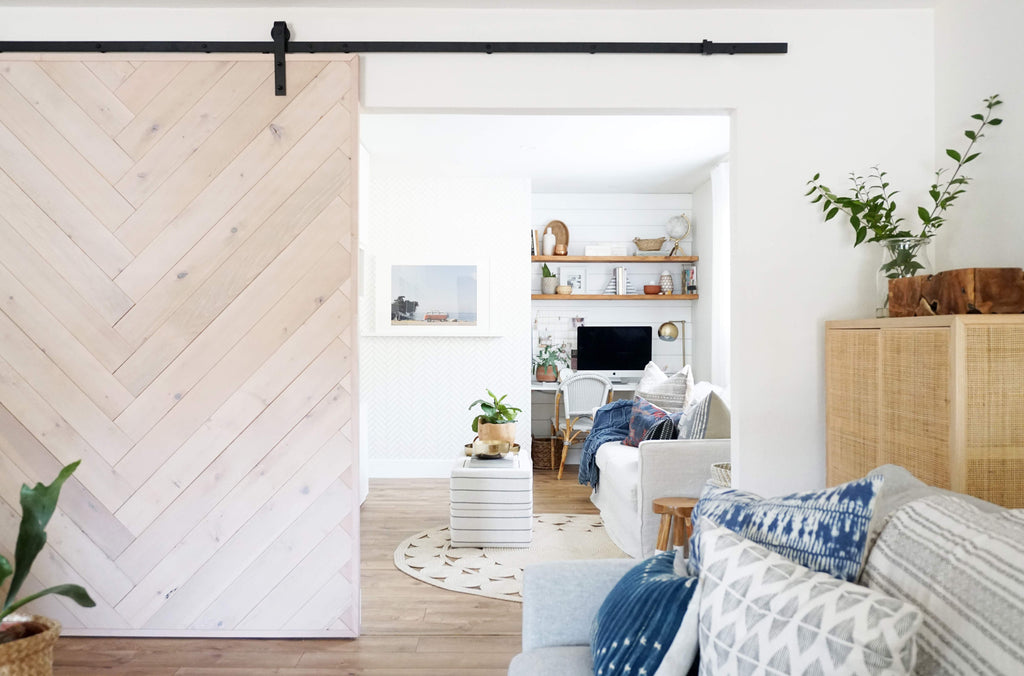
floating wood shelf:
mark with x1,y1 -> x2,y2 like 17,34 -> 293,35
531,294 -> 699,300
531,255 -> 698,263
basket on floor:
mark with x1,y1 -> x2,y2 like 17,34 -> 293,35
709,462 -> 732,488
0,615 -> 60,676
531,437 -> 560,471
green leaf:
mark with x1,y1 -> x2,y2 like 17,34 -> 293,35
0,555 -> 11,590
825,207 -> 839,221
964,152 -> 981,163
989,118 -> 1003,125
946,148 -> 962,162
971,113 -> 985,121
2,584 -> 95,619
471,416 -> 480,433
812,172 -> 820,181
854,227 -> 867,246
964,130 -> 977,140
4,461 -> 79,611
810,194 -> 823,204
917,207 -> 931,223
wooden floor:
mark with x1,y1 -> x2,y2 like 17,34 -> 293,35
54,467 -> 599,674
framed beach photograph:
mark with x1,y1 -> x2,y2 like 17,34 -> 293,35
375,259 -> 491,336
560,267 -> 587,293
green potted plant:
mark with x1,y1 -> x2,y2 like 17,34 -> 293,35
534,343 -> 567,382
540,263 -> 558,295
1,461 -> 95,672
805,94 -> 1003,314
468,390 -> 522,444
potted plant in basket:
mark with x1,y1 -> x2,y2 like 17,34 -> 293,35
533,343 -> 567,382
805,94 -> 1003,315
540,263 -> 558,295
1,461 -> 95,673
468,390 -> 522,445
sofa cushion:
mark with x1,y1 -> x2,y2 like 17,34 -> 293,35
861,494 -> 1024,675
636,361 -> 693,412
624,396 -> 683,447
697,522 -> 921,676
508,646 -> 593,676
688,476 -> 882,583
592,551 -> 700,676
677,390 -> 730,440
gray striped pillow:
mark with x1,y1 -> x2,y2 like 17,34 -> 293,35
861,494 -> 1024,675
635,362 -> 693,413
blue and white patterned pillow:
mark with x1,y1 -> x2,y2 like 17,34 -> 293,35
688,476 -> 882,582
592,552 -> 700,676
642,417 -> 679,442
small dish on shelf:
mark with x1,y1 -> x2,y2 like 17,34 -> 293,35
643,285 -> 662,295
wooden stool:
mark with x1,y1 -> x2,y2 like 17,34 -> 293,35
652,497 -> 699,555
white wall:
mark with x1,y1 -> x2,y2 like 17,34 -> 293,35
361,176 -> 532,477
934,0 -> 1024,271
691,179 -> 713,385
3,6 -> 936,496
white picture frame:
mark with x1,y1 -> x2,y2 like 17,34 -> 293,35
374,258 -> 491,336
560,266 -> 587,293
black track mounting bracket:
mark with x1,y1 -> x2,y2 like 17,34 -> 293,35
271,21 -> 290,96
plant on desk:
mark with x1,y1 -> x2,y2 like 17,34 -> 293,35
469,390 -> 522,444
533,343 -> 568,383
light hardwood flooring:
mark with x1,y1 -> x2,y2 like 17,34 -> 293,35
54,467 -> 600,674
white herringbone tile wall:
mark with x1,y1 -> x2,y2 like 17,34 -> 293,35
360,176 -> 532,476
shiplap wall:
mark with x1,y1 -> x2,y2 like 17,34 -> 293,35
0,55 -> 359,637
530,193 -> 696,450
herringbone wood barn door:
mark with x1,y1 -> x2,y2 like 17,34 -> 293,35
0,55 -> 360,636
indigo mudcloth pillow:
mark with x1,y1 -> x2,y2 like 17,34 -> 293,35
642,417 -> 679,442
687,476 -> 882,583
624,396 -> 682,447
592,552 -> 700,676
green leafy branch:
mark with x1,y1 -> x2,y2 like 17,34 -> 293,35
2,461 -> 96,619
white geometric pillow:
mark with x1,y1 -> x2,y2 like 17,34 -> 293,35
635,362 -> 693,413
861,494 -> 1024,675
697,521 -> 922,676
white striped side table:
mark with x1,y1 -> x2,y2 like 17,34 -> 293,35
450,453 -> 533,547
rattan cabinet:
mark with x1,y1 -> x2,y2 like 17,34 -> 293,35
825,316 -> 1024,508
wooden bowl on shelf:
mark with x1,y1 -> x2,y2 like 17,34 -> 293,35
643,285 -> 662,295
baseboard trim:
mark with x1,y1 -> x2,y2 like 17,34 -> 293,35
369,458 -> 460,478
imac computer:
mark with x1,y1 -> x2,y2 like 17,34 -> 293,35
576,326 -> 652,382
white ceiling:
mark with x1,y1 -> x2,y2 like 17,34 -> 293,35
360,113 -> 729,193
0,1 -> 936,7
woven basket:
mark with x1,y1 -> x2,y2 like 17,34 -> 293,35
709,462 -> 732,488
632,236 -> 666,252
531,437 -> 560,471
0,615 -> 60,676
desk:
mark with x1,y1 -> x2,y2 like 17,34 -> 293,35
529,380 -> 635,440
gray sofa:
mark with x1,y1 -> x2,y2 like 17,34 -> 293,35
508,465 -> 1007,676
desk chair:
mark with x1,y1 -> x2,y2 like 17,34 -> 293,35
550,373 -> 613,479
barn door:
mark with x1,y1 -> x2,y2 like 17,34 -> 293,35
0,55 -> 359,636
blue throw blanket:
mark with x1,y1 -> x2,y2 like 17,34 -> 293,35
578,398 -> 633,488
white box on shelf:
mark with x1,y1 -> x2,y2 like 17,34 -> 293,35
584,245 -> 611,256
607,243 -> 629,256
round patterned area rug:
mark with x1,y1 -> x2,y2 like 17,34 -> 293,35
393,513 -> 629,603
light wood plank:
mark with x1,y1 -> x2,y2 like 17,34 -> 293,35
0,72 -> 134,229
115,292 -> 350,539
0,131 -> 133,279
1,61 -> 134,182
52,62 -> 136,137
0,310 -> 132,465
83,60 -> 137,92
0,263 -> 133,418
116,62 -> 270,207
113,132 -> 349,350
114,207 -> 348,437
0,356 -> 132,512
114,63 -> 351,302
115,60 -> 231,159
0,171 -> 133,323
192,487 -> 348,631
113,61 -> 326,255
0,405 -> 135,559
0,219 -> 132,372
114,61 -> 186,114
283,573 -> 355,632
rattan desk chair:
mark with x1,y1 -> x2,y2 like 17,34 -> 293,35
550,373 -> 613,479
